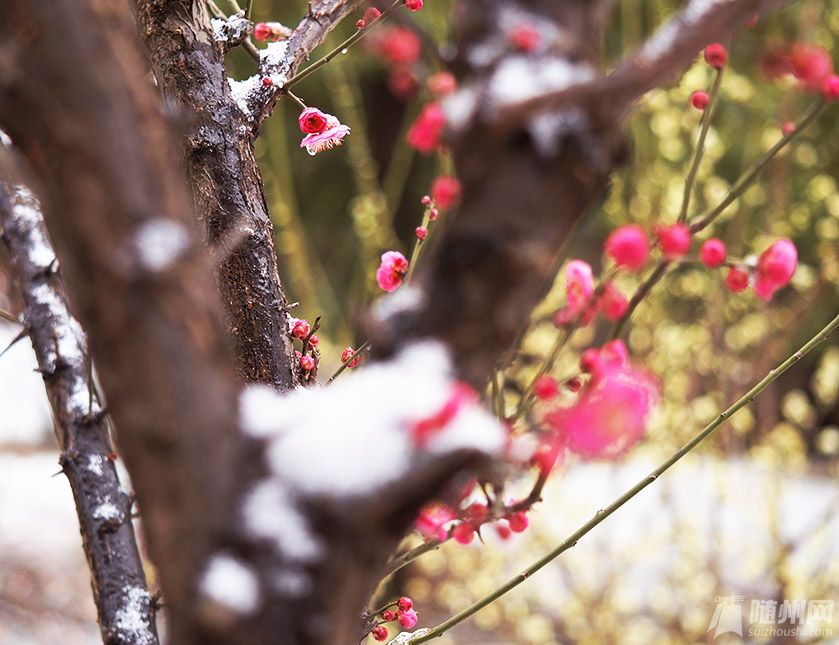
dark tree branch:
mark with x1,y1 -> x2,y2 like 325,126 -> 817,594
135,0 -> 300,391
493,0 -> 795,133
0,1 -> 244,642
251,0 -> 363,128
0,181 -> 158,645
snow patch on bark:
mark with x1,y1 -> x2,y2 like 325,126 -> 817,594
112,586 -> 155,645
237,341 -> 505,576
200,553 -> 261,615
135,218 -> 191,272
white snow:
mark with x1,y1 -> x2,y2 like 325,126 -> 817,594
239,384 -> 295,438
388,629 -> 431,644
93,500 -> 123,522
135,218 -> 190,272
112,586 -> 155,645
241,480 -> 323,563
487,56 -> 595,111
259,341 -> 504,497
210,18 -> 227,41
271,568 -> 312,597
237,341 -> 505,569
228,75 -> 262,117
442,86 -> 479,134
639,0 -> 729,64
86,454 -> 104,476
371,286 -> 425,323
200,553 -> 260,615
12,187 -> 55,269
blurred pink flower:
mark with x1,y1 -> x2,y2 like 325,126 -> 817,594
565,260 -> 595,314
548,356 -> 657,459
605,225 -> 650,271
375,251 -> 409,292
754,238 -> 797,300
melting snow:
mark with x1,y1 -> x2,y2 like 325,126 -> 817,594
200,553 -> 260,615
135,218 -> 190,272
237,341 -> 505,574
86,454 -> 104,476
112,586 -> 155,645
93,500 -> 123,522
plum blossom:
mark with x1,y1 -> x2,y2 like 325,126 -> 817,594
754,238 -> 797,300
725,266 -> 749,293
299,112 -> 350,155
415,503 -> 456,541
410,382 -> 477,446
427,71 -> 457,99
376,251 -> 409,292
298,107 -> 328,134
600,281 -> 629,321
700,238 -> 727,268
407,103 -> 446,153
565,260 -> 595,314
430,176 -> 461,211
704,43 -> 728,69
254,22 -> 290,42
655,223 -> 691,260
340,346 -> 361,368
547,347 -> 658,459
369,26 -> 421,66
605,225 -> 650,271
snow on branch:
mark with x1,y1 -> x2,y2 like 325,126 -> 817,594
197,341 -> 506,616
0,179 -> 158,644
466,0 -> 794,136
248,0 -> 362,128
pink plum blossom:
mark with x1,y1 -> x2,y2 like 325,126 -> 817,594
300,113 -> 350,155
375,251 -> 409,292
605,225 -> 650,271
416,503 -> 456,541
547,361 -> 658,459
565,260 -> 595,314
754,238 -> 797,300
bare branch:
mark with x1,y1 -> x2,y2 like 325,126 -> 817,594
135,0 -> 300,390
0,181 -> 158,645
251,0 -> 363,128
491,0 -> 794,134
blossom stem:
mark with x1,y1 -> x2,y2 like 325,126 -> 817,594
0,307 -> 19,323
406,206 -> 433,284
608,259 -> 670,340
611,100 -> 827,339
689,99 -> 826,233
412,310 -> 839,643
513,330 -> 571,421
678,68 -> 723,223
327,339 -> 370,382
283,0 -> 402,89
285,90 -> 307,109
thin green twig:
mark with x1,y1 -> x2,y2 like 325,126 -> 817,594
690,100 -> 826,233
413,310 -> 839,643
678,68 -> 723,223
284,0 -> 402,89
328,339 -> 370,382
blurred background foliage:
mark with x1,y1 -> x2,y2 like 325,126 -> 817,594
229,0 -> 839,642
1,0 -> 838,643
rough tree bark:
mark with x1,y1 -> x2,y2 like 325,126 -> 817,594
0,1 -> 245,642
134,0 -> 359,390
0,181 -> 158,645
0,0 -> 796,643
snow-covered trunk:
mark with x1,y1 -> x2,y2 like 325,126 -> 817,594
0,183 -> 158,645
